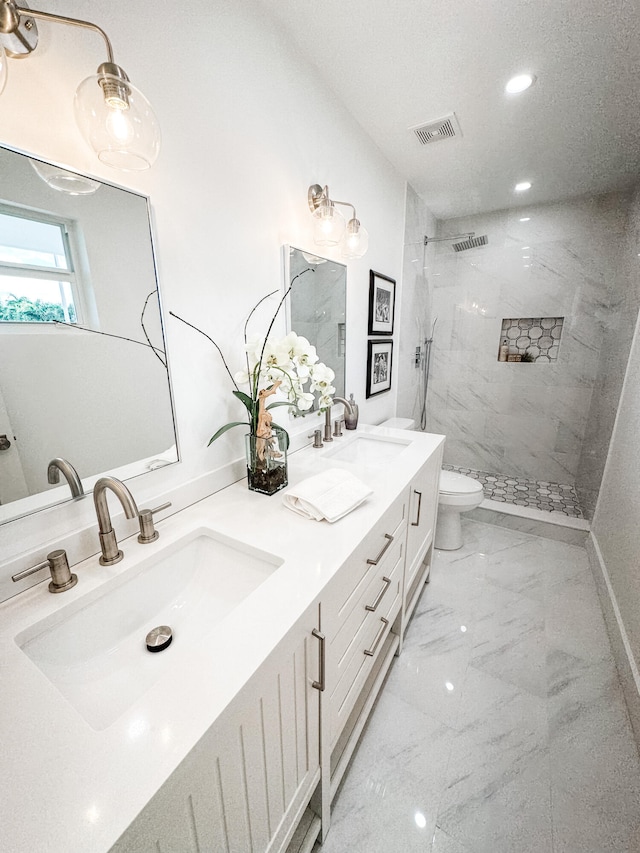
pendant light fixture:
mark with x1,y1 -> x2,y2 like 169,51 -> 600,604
308,184 -> 369,259
0,0 -> 160,171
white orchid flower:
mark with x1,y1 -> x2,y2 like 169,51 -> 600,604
234,369 -> 250,385
295,392 -> 315,411
245,336 -> 267,371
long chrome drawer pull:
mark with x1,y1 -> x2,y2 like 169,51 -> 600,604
411,490 -> 423,526
312,628 -> 326,692
364,617 -> 389,657
365,576 -> 391,612
366,533 -> 393,565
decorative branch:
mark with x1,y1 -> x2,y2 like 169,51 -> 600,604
169,310 -> 240,392
255,268 -> 315,382
53,316 -> 167,365
140,289 -> 167,367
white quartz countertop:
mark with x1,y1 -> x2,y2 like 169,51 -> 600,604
0,425 -> 444,853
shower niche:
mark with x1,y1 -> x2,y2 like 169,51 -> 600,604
497,317 -> 564,362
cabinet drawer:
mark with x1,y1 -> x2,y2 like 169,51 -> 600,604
329,545 -> 403,744
325,496 -> 407,640
329,532 -> 404,683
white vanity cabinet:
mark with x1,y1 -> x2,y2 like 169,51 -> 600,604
402,442 -> 443,635
109,602 -> 322,853
317,494 -> 407,835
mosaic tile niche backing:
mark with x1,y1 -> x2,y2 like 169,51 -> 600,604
499,316 -> 564,362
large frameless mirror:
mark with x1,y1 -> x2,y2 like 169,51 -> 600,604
0,145 -> 178,525
285,245 -> 346,405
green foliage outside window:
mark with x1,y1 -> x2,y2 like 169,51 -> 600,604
0,295 -> 76,323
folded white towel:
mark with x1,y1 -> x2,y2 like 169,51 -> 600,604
283,468 -> 373,523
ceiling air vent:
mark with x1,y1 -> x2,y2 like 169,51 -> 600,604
410,113 -> 461,146
452,235 -> 488,252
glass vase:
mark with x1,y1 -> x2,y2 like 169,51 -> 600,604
245,426 -> 288,496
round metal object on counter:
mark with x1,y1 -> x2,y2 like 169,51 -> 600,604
145,625 -> 173,653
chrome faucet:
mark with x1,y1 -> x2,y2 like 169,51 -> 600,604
93,477 -> 139,566
324,396 -> 354,442
47,457 -> 83,498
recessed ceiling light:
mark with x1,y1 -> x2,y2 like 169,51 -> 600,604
506,73 -> 536,94
515,181 -> 532,192
519,217 -> 531,222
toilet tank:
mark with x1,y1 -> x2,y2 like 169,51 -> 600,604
379,417 -> 416,430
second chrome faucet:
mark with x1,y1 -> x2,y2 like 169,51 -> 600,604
93,477 -> 139,565
93,476 -> 172,565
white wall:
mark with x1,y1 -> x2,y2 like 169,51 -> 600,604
0,0 -> 406,575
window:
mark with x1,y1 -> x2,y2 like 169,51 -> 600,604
0,207 -> 82,324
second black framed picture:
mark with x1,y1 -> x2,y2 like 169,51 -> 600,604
368,270 -> 396,335
366,340 -> 393,398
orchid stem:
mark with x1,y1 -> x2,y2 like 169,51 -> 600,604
169,311 -> 240,392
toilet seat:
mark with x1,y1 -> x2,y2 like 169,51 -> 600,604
439,470 -> 484,496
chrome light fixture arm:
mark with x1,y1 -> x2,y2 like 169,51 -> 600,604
0,0 -> 161,170
5,2 -> 116,62
308,184 -> 356,220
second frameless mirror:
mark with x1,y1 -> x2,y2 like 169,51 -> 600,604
285,246 -> 346,405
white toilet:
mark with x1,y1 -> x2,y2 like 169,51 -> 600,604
435,470 -> 484,550
378,417 -> 484,551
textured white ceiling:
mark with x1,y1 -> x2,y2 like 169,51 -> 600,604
256,0 -> 640,219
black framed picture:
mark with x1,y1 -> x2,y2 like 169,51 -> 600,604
366,340 -> 393,398
368,270 -> 396,335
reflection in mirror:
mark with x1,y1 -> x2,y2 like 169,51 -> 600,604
0,145 -> 178,525
286,246 -> 346,405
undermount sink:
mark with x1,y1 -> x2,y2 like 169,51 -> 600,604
324,433 -> 411,464
15,528 -> 283,730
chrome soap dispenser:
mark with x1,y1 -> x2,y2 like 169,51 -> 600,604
345,393 -> 359,429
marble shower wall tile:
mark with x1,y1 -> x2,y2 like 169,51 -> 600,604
426,192 -> 629,485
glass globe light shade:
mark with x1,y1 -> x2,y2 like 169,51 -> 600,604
29,159 -> 101,195
74,73 -> 161,171
312,200 -> 345,246
0,42 -> 8,96
341,218 -> 369,259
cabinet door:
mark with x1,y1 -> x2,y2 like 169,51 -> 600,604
110,605 -> 321,853
405,446 -> 442,590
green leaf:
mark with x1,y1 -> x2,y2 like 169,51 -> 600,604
271,422 -> 290,449
265,400 -> 295,410
232,390 -> 256,416
208,421 -> 250,445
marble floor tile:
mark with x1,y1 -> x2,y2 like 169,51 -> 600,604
386,644 -> 470,729
318,764 -> 439,853
315,521 -> 640,853
430,827 -> 471,853
545,571 -> 614,663
345,690 -> 454,802
551,785 -> 640,853
438,762 -> 553,853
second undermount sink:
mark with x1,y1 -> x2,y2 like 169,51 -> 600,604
324,432 -> 412,464
16,528 -> 283,730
